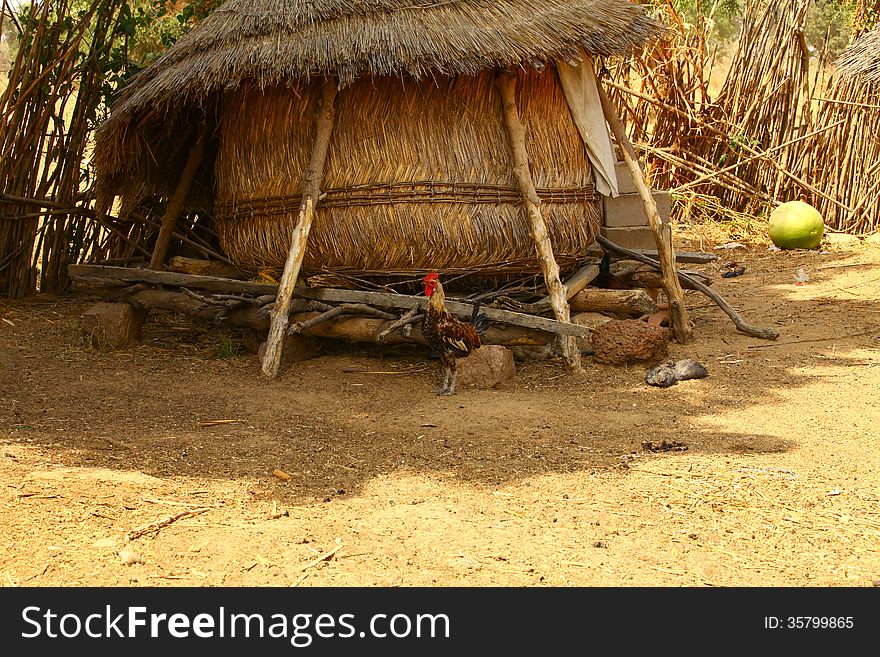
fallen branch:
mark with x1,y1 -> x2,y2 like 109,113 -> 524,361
297,543 -> 344,572
182,287 -> 247,309
68,265 -> 589,338
377,307 -> 421,342
747,328 -> 880,349
126,507 -> 210,542
597,235 -> 779,340
287,303 -> 396,334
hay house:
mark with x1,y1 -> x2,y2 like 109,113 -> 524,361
93,0 -> 661,282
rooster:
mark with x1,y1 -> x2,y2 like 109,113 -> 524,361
422,273 -> 489,396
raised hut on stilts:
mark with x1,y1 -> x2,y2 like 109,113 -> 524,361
87,0 -> 692,375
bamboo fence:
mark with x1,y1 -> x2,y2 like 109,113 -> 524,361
0,0 -> 127,297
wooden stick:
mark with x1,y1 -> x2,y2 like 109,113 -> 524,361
377,307 -> 421,341
496,72 -> 581,371
287,303 -> 396,334
126,507 -> 210,542
149,123 -> 208,270
597,82 -> 693,343
597,235 -> 779,340
262,78 -> 338,378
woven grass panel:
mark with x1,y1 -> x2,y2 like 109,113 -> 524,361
214,69 -> 601,276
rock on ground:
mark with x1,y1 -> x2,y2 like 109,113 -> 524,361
590,319 -> 668,365
81,302 -> 146,350
571,312 -> 612,351
456,345 -> 516,389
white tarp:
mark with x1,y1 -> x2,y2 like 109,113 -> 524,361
556,54 -> 619,197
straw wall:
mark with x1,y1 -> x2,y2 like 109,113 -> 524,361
802,74 -> 880,233
213,68 -> 602,278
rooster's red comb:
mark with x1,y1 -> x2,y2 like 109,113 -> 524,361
424,272 -> 440,283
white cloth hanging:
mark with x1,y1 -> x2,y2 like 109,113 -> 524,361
556,54 -> 619,197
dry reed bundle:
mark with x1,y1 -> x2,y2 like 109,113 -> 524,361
709,0 -> 813,208
801,19 -> 880,235
609,0 -> 833,225
0,0 -> 129,298
607,0 -> 718,192
837,28 -> 880,85
213,69 -> 602,278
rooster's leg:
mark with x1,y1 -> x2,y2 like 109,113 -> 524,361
436,365 -> 452,395
447,366 -> 458,396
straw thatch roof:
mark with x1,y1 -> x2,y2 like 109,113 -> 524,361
96,0 -> 661,187
110,0 -> 659,111
837,28 -> 880,85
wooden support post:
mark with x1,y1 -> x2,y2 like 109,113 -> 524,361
149,123 -> 208,270
261,78 -> 338,378
596,82 -> 693,343
495,72 -> 582,371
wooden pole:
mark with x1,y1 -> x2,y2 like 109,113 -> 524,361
261,78 -> 338,378
495,72 -> 582,371
596,82 -> 693,343
149,123 -> 208,270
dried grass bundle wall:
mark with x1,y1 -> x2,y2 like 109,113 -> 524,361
607,1 -> 717,193
610,0 -> 864,227
802,74 -> 880,233
0,0 -> 136,298
709,0 -> 813,207
214,68 -> 601,277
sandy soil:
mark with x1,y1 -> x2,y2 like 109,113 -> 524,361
1,224 -> 879,587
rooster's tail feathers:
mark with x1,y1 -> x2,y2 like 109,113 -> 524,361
472,312 -> 490,337
469,302 -> 490,337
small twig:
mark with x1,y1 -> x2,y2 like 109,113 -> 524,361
297,544 -> 344,572
377,307 -> 421,341
597,235 -> 779,340
341,366 -> 427,375
126,508 -> 210,542
182,288 -> 246,309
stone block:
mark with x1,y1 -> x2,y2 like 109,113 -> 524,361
603,191 -> 671,227
571,312 -> 612,351
600,226 -> 659,251
613,159 -> 640,196
456,345 -> 516,389
81,302 -> 147,350
590,319 -> 669,365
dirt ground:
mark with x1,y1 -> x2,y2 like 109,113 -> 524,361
1,223 -> 879,588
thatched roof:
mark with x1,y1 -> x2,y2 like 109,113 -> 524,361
837,28 -> 880,85
100,0 -> 661,133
